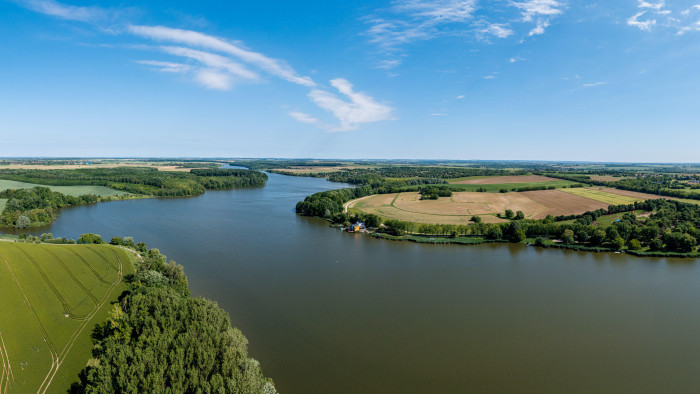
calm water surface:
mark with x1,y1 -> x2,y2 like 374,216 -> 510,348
9,173 -> 700,392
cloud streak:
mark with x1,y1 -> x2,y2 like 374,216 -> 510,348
128,25 -> 316,87
307,78 -> 394,131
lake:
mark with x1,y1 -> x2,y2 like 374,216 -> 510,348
7,172 -> 700,392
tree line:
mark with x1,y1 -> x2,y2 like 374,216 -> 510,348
0,167 -> 267,197
70,235 -> 277,393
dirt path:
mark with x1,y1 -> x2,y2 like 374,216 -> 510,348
344,195 -> 373,213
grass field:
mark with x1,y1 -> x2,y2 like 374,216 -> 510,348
0,180 -> 128,197
561,187 -> 647,205
0,242 -> 134,393
348,189 -> 610,225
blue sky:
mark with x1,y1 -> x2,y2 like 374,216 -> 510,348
1,0 -> 699,161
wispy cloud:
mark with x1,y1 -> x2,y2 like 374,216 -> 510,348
306,78 -> 394,132
627,11 -> 656,31
18,0 -> 106,22
510,0 -> 564,36
583,81 -> 607,87
479,23 -> 514,39
365,0 -> 483,69
13,0 -> 393,132
510,0 -> 563,22
134,60 -> 192,73
288,111 -> 321,125
365,0 -> 565,69
528,19 -> 550,36
128,25 -> 316,87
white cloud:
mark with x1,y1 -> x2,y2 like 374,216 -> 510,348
509,0 -> 563,36
637,0 -> 665,11
161,46 -> 259,81
528,19 -> 550,35
628,11 -> 656,31
195,70 -> 233,90
509,56 -> 524,63
19,0 -> 105,22
456,95 -> 465,99
394,0 -> 478,23
288,111 -> 321,125
430,113 -> 447,116
510,0 -> 563,22
308,78 -> 394,132
134,60 -> 192,73
128,25 -> 316,87
484,75 -> 496,79
583,81 -> 607,87
480,23 -> 514,38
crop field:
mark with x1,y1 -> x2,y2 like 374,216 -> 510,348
448,175 -> 560,184
442,180 -> 580,193
0,242 -> 133,393
348,189 -> 612,224
560,187 -> 658,205
0,180 -> 128,197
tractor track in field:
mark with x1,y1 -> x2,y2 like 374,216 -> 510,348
0,250 -> 58,394
0,329 -> 15,394
43,246 -> 124,394
44,249 -> 99,306
1,244 -> 126,393
83,246 -> 119,273
10,245 -> 91,320
64,247 -> 115,285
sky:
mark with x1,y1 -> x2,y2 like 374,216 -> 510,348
1,0 -> 699,161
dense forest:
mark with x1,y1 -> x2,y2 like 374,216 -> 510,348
0,187 -> 99,227
0,167 -> 267,197
71,237 -> 276,393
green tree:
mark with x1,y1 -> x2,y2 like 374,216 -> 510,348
611,236 -> 626,250
15,215 -> 31,229
627,239 -> 642,250
562,229 -> 575,244
514,211 -> 525,220
470,215 -> 482,223
486,226 -> 502,240
504,209 -> 514,219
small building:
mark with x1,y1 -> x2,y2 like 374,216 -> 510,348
349,221 -> 366,233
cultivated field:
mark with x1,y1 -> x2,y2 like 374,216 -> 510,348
0,242 -> 134,393
448,175 -> 559,185
0,162 -> 214,172
348,189 -> 612,224
587,175 -> 631,182
561,187 -> 665,205
0,180 -> 128,197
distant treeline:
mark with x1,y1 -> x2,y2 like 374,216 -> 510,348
326,167 -> 520,185
0,168 -> 268,228
0,167 -> 267,197
68,236 -> 277,393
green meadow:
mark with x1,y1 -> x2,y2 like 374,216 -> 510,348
0,180 -> 128,197
0,242 -> 134,393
